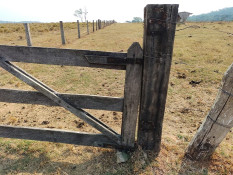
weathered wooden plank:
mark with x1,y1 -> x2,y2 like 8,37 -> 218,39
0,88 -> 123,112
59,21 -> 66,45
138,4 -> 179,151
121,42 -> 143,147
0,125 -> 120,148
77,20 -> 81,38
23,23 -> 32,46
185,63 -> 233,160
0,59 -> 121,144
0,45 -> 127,70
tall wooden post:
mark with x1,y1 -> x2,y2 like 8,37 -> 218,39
185,63 -> 233,160
77,20 -> 81,38
138,4 -> 179,152
23,23 -> 32,46
93,20 -> 95,32
86,20 -> 89,35
59,21 -> 65,45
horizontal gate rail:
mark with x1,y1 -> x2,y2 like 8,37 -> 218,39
0,45 -> 129,70
0,125 -> 120,149
0,58 -> 121,144
0,89 -> 123,112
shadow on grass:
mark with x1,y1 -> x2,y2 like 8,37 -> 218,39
0,148 -> 159,175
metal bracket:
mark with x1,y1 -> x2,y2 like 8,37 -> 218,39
85,55 -> 143,65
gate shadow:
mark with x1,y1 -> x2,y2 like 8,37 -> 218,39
0,148 -> 158,175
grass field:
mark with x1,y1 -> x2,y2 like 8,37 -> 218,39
0,21 -> 232,174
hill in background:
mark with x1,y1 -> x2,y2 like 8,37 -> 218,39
188,7 -> 233,22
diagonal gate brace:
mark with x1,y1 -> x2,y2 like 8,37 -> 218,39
0,57 -> 121,144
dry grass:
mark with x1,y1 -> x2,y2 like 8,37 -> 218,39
0,22 -> 232,174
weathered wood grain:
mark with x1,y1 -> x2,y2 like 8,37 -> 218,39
59,21 -> 66,45
0,89 -> 124,111
0,59 -> 121,144
0,125 -> 120,148
23,23 -> 32,46
121,42 -> 143,147
0,45 -> 127,70
138,4 -> 179,151
185,63 -> 233,160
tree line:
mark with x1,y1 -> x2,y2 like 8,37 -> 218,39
188,7 -> 233,22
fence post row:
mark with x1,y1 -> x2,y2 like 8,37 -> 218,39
23,19 -> 113,46
137,4 -> 179,152
23,23 -> 32,46
59,21 -> 66,45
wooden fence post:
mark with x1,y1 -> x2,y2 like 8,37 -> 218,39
77,20 -> 81,38
23,23 -> 32,46
93,20 -> 95,32
59,21 -> 65,45
87,20 -> 89,34
96,20 -> 98,31
121,42 -> 143,147
185,63 -> 233,160
137,4 -> 179,152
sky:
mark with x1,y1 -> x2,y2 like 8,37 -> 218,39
0,0 -> 233,23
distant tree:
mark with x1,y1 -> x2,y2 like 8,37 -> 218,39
132,17 -> 142,23
74,7 -> 88,22
125,21 -> 132,23
74,9 -> 83,22
83,7 -> 88,22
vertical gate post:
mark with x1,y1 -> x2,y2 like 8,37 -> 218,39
138,4 -> 179,152
77,20 -> 81,38
23,23 -> 32,46
121,42 -> 143,147
59,21 -> 66,45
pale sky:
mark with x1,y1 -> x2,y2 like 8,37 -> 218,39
0,0 -> 233,22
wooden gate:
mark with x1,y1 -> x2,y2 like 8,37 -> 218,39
0,4 -> 179,152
